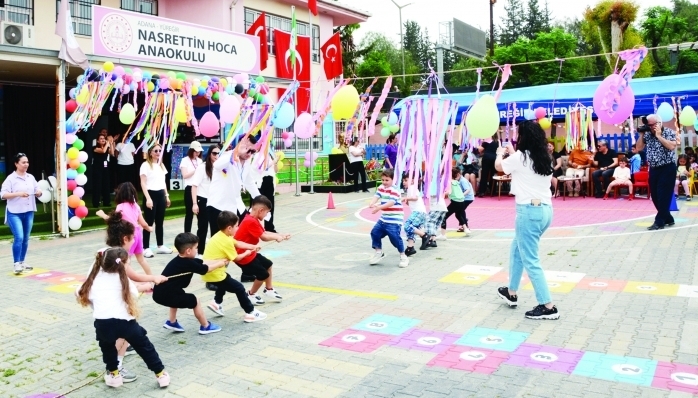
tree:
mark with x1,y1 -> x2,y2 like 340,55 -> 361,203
523,0 -> 547,40
584,1 -> 639,55
403,21 -> 422,70
640,6 -> 688,74
334,24 -> 374,77
355,51 -> 392,92
359,32 -> 418,94
499,0 -> 525,46
673,0 -> 698,39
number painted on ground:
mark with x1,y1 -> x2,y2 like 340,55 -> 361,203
417,337 -> 441,346
460,351 -> 487,361
341,334 -> 366,343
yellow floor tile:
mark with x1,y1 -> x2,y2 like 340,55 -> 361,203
6,267 -> 50,278
45,281 -> 84,294
522,281 -> 577,293
623,281 -> 680,296
439,272 -> 488,285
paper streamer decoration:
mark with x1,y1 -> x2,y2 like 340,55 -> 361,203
368,77 -> 394,137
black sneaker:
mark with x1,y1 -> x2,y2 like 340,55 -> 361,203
124,345 -> 136,356
240,274 -> 256,283
404,247 -> 417,257
206,283 -> 217,291
525,305 -> 560,320
497,287 -> 517,307
419,235 -> 430,250
428,240 -> 438,248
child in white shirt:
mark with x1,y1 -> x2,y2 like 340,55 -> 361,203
603,159 -> 633,201
401,175 -> 429,256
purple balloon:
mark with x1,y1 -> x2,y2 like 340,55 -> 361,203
593,74 -> 635,124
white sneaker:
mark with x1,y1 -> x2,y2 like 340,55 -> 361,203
244,310 -> 267,323
263,288 -> 283,301
369,252 -> 385,265
13,262 -> 23,275
398,255 -> 409,268
20,262 -> 33,272
207,300 -> 224,316
156,245 -> 173,254
464,227 -> 472,235
143,248 -> 154,258
248,292 -> 265,305
434,234 -> 448,241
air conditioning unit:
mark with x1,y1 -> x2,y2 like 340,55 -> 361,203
1,22 -> 35,47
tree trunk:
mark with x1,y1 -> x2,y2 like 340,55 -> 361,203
611,20 -> 622,53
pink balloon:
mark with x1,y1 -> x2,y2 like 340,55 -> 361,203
294,112 -> 315,139
233,74 -> 245,84
200,111 -> 220,138
534,107 -> 546,119
303,159 -> 311,168
159,78 -> 170,90
593,74 -> 635,124
113,66 -> 125,77
283,138 -> 293,148
73,187 -> 85,198
281,132 -> 289,140
219,96 -> 241,123
75,205 -> 89,218
66,133 -> 77,144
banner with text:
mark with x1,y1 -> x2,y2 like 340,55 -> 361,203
92,5 -> 260,74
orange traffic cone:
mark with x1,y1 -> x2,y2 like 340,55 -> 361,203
327,192 -> 336,209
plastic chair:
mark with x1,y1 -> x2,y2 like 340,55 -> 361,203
632,171 -> 650,199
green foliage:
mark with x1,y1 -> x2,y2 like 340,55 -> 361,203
522,0 -> 551,39
358,32 -> 419,95
334,23 -> 374,77
640,5 -> 698,76
499,0 -> 525,46
356,51 -> 391,91
584,0 -> 640,54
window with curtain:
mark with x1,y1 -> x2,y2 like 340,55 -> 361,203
0,0 -> 34,25
244,8 -> 320,63
55,0 -> 100,36
121,0 -> 157,16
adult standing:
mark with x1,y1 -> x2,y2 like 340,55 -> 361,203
477,133 -> 499,197
495,121 -> 559,320
139,144 -> 172,258
191,144 -> 220,257
384,134 -> 398,169
92,132 -> 114,208
548,143 -> 563,193
590,140 -> 618,198
115,137 -> 137,188
348,138 -> 369,193
255,150 -> 279,232
1,153 -> 42,274
636,114 -> 677,230
179,141 -> 203,233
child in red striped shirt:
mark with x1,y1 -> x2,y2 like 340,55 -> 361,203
368,169 -> 409,268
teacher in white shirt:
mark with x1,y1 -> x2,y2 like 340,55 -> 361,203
348,137 -> 369,193
255,150 -> 278,232
179,141 -> 204,233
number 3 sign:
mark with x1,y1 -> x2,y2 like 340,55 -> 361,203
169,179 -> 183,191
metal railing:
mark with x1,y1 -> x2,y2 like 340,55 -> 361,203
121,0 -> 157,15
0,0 -> 33,25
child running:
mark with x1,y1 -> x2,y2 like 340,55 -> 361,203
604,158 -> 634,200
234,195 -> 290,305
202,211 -> 268,322
77,247 -> 170,389
369,169 -> 409,268
441,167 -> 474,234
426,195 -> 448,245
401,174 -> 429,256
152,233 -> 228,335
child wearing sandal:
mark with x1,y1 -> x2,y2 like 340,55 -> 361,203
77,247 -> 170,389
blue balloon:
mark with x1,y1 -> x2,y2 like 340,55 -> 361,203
657,102 -> 675,123
77,75 -> 84,84
69,88 -> 77,99
66,120 -> 77,133
523,109 -> 536,120
694,119 -> 698,130
225,86 -> 234,95
142,71 -> 152,80
68,208 -> 75,218
273,102 -> 295,129
388,111 -> 398,125
66,169 -> 78,180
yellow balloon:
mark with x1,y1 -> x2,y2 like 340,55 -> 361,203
275,151 -> 285,161
67,147 -> 79,160
679,106 -> 696,126
465,94 -> 500,139
201,79 -> 208,87
331,85 -> 360,120
539,117 -> 551,130
220,78 -> 228,87
79,200 -> 85,207
276,160 -> 284,171
175,98 -> 188,123
76,87 -> 89,105
103,61 -> 114,72
147,81 -> 155,92
191,86 -> 200,96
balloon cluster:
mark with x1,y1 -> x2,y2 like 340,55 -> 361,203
657,102 -> 697,127
65,134 -> 89,230
379,112 -> 400,137
331,85 -> 360,120
303,151 -> 319,168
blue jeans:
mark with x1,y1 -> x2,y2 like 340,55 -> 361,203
371,220 -> 405,253
7,211 -> 34,263
508,204 -> 553,305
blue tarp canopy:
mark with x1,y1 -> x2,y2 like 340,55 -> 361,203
394,73 -> 698,124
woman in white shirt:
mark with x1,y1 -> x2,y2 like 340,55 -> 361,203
179,141 -> 203,233
191,144 -> 220,256
139,144 -> 171,258
115,139 -> 137,188
495,121 -> 559,320
348,138 -> 369,193
256,150 -> 278,232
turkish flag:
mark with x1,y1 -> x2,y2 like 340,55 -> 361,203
309,0 -> 318,16
274,29 -> 311,115
321,32 -> 343,80
246,13 -> 268,71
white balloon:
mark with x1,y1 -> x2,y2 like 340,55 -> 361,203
37,179 -> 51,192
68,216 -> 82,230
75,174 -> 88,186
37,191 -> 52,203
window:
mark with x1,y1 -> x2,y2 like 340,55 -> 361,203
0,0 -> 34,25
121,0 -> 157,16
244,8 -> 320,63
55,0 -> 99,36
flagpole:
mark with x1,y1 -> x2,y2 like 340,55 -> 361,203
292,5 -> 301,197
308,6 -> 314,194
56,60 -> 69,237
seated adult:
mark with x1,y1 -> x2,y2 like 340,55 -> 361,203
548,143 -> 563,192
591,140 -> 618,198
565,146 -> 592,196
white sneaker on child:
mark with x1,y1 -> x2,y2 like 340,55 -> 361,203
244,310 -> 267,323
248,292 -> 265,305
143,248 -> 154,258
434,234 -> 448,241
263,288 -> 283,301
207,300 -> 224,316
398,255 -> 409,268
156,371 -> 170,388
370,252 -> 385,265
156,245 -> 173,254
104,372 -> 123,388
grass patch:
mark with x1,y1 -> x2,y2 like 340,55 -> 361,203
178,340 -> 186,345
2,369 -> 16,377
87,371 -> 100,378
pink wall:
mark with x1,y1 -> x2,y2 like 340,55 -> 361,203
159,0 -> 232,31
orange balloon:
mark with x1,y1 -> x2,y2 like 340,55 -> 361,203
69,159 -> 81,169
68,194 -> 81,208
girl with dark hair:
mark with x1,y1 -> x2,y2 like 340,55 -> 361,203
140,144 -> 172,258
92,131 -> 115,208
179,141 -> 204,233
494,121 -> 559,320
384,134 -> 398,169
191,144 -> 221,256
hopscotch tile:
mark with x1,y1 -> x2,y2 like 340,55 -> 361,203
427,345 -> 509,374
623,281 -> 680,296
454,327 -> 529,352
26,270 -> 67,281
318,329 -> 393,353
544,271 -> 586,283
522,281 -> 577,294
506,343 -> 584,374
677,285 -> 698,298
488,272 -> 530,285
652,362 -> 698,394
454,265 -> 503,276
45,274 -> 86,285
351,314 -> 421,336
388,329 -> 462,354
576,278 -> 628,292
573,352 -> 658,386
7,267 -> 49,278
439,272 -> 488,285
45,281 -> 84,294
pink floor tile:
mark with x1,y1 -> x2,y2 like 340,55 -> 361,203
319,329 -> 394,353
652,362 -> 698,394
576,278 -> 628,292
427,345 -> 509,374
489,272 -> 529,285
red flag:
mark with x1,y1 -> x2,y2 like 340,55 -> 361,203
309,0 -> 318,16
321,33 -> 343,80
274,29 -> 311,116
246,13 -> 268,71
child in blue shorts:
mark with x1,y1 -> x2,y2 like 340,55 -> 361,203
368,169 -> 409,268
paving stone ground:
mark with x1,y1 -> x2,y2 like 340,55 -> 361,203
1,191 -> 697,398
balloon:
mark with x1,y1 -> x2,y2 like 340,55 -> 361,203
294,112 -> 314,139
37,180 -> 51,192
212,92 -> 219,102
258,84 -> 269,95
132,70 -> 142,81
694,119 -> 698,130
534,107 -> 546,119
539,118 -> 551,129
68,194 -> 81,208
200,111 -> 220,138
72,138 -> 84,150
234,84 -> 244,95
74,187 -> 85,198
69,88 -> 77,99
380,127 -> 391,137
65,99 -> 77,113
66,133 -> 77,145
69,159 -> 80,169
159,78 -> 170,90
113,66 -> 125,77
68,216 -> 82,231
67,147 -> 79,160
679,106 -> 696,126
77,75 -> 84,84
283,138 -> 293,148
119,103 -> 136,124
66,120 -> 78,134
220,78 -> 228,88
114,77 -> 124,89
275,151 -> 285,161
388,112 -> 398,125
273,102 -> 295,129
331,85 -> 360,120
75,174 -> 87,186
276,160 -> 284,171
76,87 -> 89,105
389,124 -> 400,133
78,151 -> 88,163
303,159 -> 312,168
79,200 -> 85,207
67,179 -> 77,191
523,109 -> 536,120
219,96 -> 241,123
77,164 -> 87,174
66,169 -> 77,180
147,81 -> 155,92
466,94 -> 501,139
38,190 -> 52,203
175,98 -> 188,123
75,206 -> 89,219
242,80 -> 251,90
592,74 -> 636,124
122,85 -> 131,95
191,85 -> 200,96
176,72 -> 186,80
233,74 -> 244,84
381,116 -> 389,127
103,61 -> 114,72
657,102 -> 674,123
